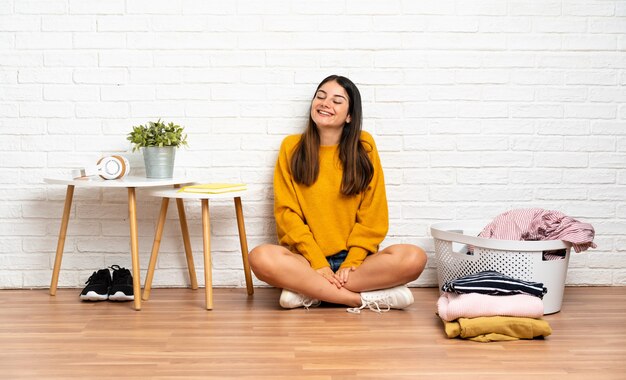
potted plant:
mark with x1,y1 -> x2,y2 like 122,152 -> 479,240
127,119 -> 188,179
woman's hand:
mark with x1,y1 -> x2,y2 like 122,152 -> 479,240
335,266 -> 355,286
316,267 -> 342,289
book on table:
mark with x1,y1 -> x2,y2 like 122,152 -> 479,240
179,183 -> 247,194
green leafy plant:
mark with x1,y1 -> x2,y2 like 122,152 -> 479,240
127,119 -> 189,152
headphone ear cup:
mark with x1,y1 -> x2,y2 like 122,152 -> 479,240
97,156 -> 127,180
111,155 -> 130,178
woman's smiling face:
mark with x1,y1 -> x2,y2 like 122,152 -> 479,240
310,80 -> 352,132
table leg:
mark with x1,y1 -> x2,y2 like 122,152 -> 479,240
175,198 -> 198,290
142,197 -> 169,301
50,185 -> 74,296
201,199 -> 213,310
234,197 -> 254,295
128,187 -> 141,311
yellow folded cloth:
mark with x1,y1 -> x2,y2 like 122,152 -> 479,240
179,183 -> 247,194
442,316 -> 552,342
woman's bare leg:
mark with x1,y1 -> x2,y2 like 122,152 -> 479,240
343,244 -> 427,293
249,244 -> 362,307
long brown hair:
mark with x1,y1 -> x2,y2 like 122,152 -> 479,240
290,75 -> 374,196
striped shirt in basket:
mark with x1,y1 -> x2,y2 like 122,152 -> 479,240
441,270 -> 547,299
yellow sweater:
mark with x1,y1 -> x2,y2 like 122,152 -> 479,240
274,131 -> 388,270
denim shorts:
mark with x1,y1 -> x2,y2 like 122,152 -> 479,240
326,250 -> 348,272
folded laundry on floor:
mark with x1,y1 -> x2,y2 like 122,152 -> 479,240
441,270 -> 547,299
437,292 -> 544,322
479,208 -> 596,253
441,316 -> 552,343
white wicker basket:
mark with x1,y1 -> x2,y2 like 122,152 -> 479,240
430,221 -> 572,315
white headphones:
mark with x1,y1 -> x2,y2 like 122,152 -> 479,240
96,155 -> 130,180
73,155 -> 130,180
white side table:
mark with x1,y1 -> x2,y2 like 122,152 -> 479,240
44,176 -> 194,311
143,188 -> 254,310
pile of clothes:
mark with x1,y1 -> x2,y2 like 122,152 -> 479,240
437,271 -> 552,342
478,208 -> 596,252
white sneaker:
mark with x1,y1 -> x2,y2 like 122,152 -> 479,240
279,289 -> 321,309
347,285 -> 414,314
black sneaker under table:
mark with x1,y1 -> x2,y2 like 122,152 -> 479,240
79,268 -> 112,301
108,265 -> 134,301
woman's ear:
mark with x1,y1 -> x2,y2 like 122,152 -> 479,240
346,115 -> 352,124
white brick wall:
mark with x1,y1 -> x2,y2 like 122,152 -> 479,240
0,0 -> 624,289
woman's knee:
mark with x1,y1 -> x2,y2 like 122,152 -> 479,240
389,244 -> 428,281
409,245 -> 428,275
248,244 -> 291,282
248,244 -> 275,274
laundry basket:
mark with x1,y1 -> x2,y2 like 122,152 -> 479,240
430,221 -> 572,314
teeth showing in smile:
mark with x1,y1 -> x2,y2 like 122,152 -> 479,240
318,110 -> 332,116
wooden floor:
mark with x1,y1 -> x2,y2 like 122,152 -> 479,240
0,287 -> 625,379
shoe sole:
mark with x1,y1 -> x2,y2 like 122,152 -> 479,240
108,291 -> 134,301
80,291 -> 108,301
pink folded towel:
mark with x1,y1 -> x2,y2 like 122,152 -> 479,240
437,292 -> 544,322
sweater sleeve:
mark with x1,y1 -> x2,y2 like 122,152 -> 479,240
273,137 -> 329,270
341,135 -> 389,269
